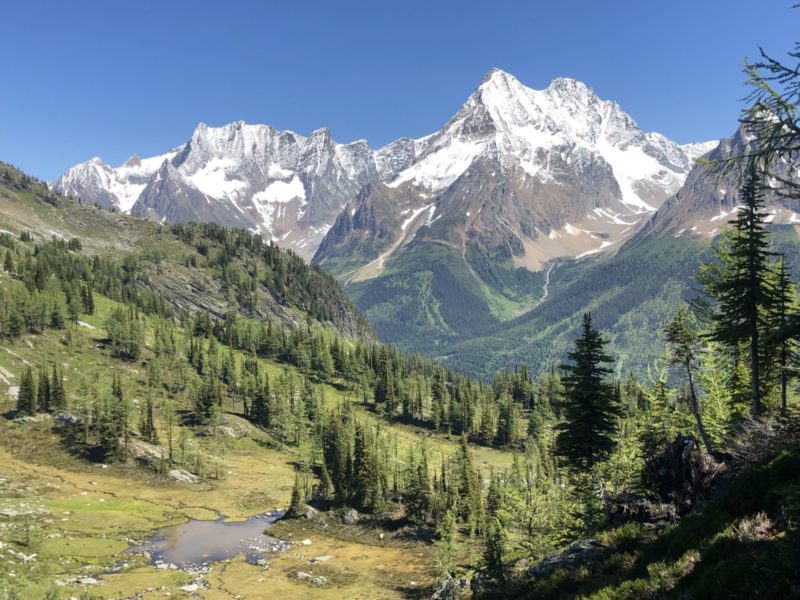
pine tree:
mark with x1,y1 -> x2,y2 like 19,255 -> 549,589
555,313 -> 621,471
288,471 -> 305,516
50,362 -> 65,411
37,363 -> 51,413
16,366 -> 36,416
479,396 -> 494,443
769,258 -> 797,413
697,164 -> 775,416
664,307 -> 713,453
453,435 -> 481,530
3,249 -> 13,274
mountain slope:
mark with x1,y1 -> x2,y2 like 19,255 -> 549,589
2,161 -> 371,338
638,125 -> 800,239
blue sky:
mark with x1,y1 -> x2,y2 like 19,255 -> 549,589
1,1 -> 797,180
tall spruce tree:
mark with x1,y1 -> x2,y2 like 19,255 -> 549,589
16,366 -> 36,416
697,164 -> 775,416
555,313 -> 620,470
769,258 -> 797,413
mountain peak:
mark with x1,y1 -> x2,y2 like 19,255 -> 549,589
480,67 -> 516,84
122,155 -> 142,168
545,77 -> 599,104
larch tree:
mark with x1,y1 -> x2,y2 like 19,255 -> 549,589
664,306 -> 713,454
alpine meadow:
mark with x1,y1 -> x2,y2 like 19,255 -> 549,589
2,3 -> 800,599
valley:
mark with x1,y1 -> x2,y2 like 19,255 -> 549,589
3,7 -> 800,598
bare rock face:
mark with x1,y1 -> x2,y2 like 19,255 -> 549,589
644,436 -> 727,516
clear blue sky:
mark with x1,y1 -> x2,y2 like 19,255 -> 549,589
1,1 -> 797,180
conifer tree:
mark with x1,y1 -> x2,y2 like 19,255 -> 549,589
769,259 -> 797,413
16,366 -> 36,416
433,509 -> 459,580
37,363 -> 51,413
50,362 -> 65,411
697,165 -> 775,416
555,313 -> 620,470
288,471 -> 305,516
3,249 -> 13,273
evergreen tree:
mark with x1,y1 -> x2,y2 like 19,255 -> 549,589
37,363 -> 51,413
433,509 -> 459,580
288,471 -> 305,516
16,366 -> 36,416
50,362 -> 65,411
3,249 -> 13,273
697,164 -> 775,416
555,313 -> 620,470
769,259 -> 797,413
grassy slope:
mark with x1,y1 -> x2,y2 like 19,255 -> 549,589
518,447 -> 800,599
0,286 -> 513,599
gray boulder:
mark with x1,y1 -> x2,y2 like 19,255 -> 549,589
341,508 -> 359,525
168,468 -> 199,484
527,539 -> 614,581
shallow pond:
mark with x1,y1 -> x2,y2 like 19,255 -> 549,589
139,511 -> 289,568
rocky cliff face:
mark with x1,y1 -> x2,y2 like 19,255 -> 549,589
637,125 -> 800,239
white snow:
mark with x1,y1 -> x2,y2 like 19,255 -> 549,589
187,157 -> 247,200
387,139 -> 486,191
576,240 -> 615,258
251,176 -> 306,232
710,206 -> 740,223
401,204 -> 434,231
268,164 -> 294,179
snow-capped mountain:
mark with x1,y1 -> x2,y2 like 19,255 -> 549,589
54,69 -> 713,265
54,150 -> 180,213
314,69 -> 715,277
52,123 -> 420,259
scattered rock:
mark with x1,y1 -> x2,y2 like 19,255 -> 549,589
302,504 -> 319,520
311,555 -> 332,563
431,576 -> 469,599
168,468 -> 199,484
301,538 -> 312,546
341,508 -> 359,525
78,577 -> 99,585
179,584 -> 199,593
14,413 -> 52,425
294,571 -> 328,586
527,539 -> 614,581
